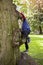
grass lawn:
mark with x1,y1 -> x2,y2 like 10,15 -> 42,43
20,35 -> 43,65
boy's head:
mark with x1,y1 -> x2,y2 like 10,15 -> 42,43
19,12 -> 26,21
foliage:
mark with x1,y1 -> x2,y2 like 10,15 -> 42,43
13,0 -> 43,34
28,0 -> 43,34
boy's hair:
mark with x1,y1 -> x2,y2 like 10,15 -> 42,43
20,13 -> 26,20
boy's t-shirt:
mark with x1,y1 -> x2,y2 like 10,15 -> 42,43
22,19 -> 30,34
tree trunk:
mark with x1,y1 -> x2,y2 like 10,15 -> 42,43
0,0 -> 20,65
39,25 -> 42,34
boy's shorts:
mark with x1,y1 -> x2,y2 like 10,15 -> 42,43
26,36 -> 30,43
21,35 -> 30,43
19,31 -> 30,43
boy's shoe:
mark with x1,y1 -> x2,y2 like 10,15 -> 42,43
22,38 -> 26,43
24,50 -> 28,54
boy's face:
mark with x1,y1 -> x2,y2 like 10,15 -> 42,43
19,13 -> 23,21
19,13 -> 22,18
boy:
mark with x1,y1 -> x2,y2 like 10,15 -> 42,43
18,13 -> 31,53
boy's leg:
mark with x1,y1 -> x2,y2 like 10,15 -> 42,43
25,38 -> 29,51
24,35 -> 30,52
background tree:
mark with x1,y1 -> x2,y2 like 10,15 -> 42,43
28,0 -> 43,34
33,0 -> 43,34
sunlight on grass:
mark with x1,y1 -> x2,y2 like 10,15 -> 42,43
29,35 -> 43,38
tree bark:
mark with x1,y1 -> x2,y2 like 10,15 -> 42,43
39,25 -> 42,34
0,0 -> 20,65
